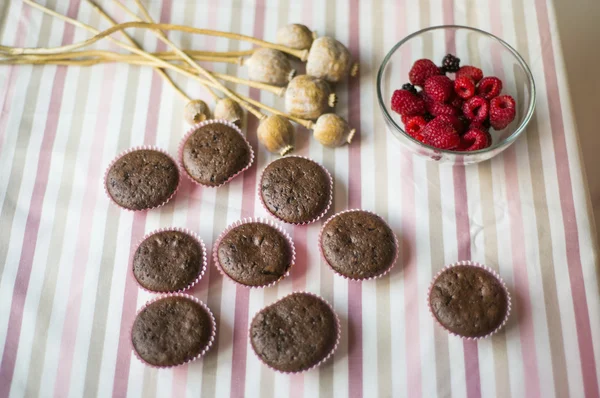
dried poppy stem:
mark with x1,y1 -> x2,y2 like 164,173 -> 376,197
126,0 -> 218,101
17,0 -> 265,119
0,22 -> 309,60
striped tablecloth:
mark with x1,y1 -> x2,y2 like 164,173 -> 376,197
1,0 -> 599,397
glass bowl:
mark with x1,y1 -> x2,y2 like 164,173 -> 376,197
377,25 -> 536,165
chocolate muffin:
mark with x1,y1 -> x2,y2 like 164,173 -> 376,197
132,296 -> 214,367
133,230 -> 204,293
182,122 -> 252,186
106,149 -> 179,210
217,222 -> 292,287
260,157 -> 331,224
429,265 -> 509,338
320,210 -> 397,279
250,293 -> 338,372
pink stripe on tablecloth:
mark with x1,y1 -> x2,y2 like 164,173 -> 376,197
487,2 -> 543,397
111,33 -> 168,397
441,1 -> 482,396
534,0 -> 600,396
401,149 -> 421,398
0,2 -> 79,395
52,62 -> 117,398
347,1 -> 363,397
0,4 -> 29,155
229,4 -> 264,396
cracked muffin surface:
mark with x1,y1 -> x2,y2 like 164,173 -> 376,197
217,222 -> 292,286
429,265 -> 508,337
260,157 -> 330,223
250,293 -> 337,372
182,123 -> 251,186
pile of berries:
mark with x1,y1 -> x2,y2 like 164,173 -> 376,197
391,54 -> 516,151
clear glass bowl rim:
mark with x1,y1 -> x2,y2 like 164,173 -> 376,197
376,25 -> 537,156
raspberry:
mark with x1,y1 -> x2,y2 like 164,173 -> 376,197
422,118 -> 460,150
401,115 -> 411,124
462,96 -> 489,123
489,95 -> 516,130
441,54 -> 460,73
404,116 -> 427,142
436,115 -> 465,134
424,75 -> 454,102
469,120 -> 490,132
459,128 -> 491,151
454,76 -> 476,99
409,59 -> 440,86
456,65 -> 483,84
401,83 -> 418,94
391,89 -> 426,116
424,94 -> 459,117
477,77 -> 503,100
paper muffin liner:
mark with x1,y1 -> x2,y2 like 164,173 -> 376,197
131,227 -> 208,294
212,217 -> 296,289
258,156 -> 333,225
103,146 -> 180,212
178,119 -> 255,188
318,209 -> 399,282
426,260 -> 512,340
130,293 -> 217,368
248,291 -> 341,374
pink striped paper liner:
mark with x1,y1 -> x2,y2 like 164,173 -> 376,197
131,227 -> 208,294
318,209 -> 399,282
257,156 -> 333,225
103,146 -> 180,212
212,217 -> 296,289
178,119 -> 255,188
130,293 -> 216,369
427,260 -> 512,340
248,291 -> 341,374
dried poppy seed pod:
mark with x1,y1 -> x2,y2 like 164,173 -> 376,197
313,113 -> 355,147
275,24 -> 317,51
257,115 -> 295,155
244,48 -> 296,86
306,37 -> 359,83
284,75 -> 337,120
184,99 -> 212,125
214,98 -> 245,127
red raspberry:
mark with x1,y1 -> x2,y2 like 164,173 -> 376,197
409,59 -> 440,86
462,96 -> 489,123
404,116 -> 427,142
489,95 -> 516,130
455,65 -> 483,84
391,89 -> 426,116
424,75 -> 454,102
477,77 -> 503,100
436,115 -> 465,134
469,120 -> 490,132
459,128 -> 491,151
454,76 -> 476,99
422,118 -> 460,150
423,94 -> 459,117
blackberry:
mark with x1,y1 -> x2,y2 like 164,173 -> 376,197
441,54 -> 460,73
401,83 -> 417,94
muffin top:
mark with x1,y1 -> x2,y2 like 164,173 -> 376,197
250,293 -> 338,372
217,222 -> 292,287
429,265 -> 508,338
106,149 -> 179,210
131,296 -> 213,367
320,210 -> 396,279
133,230 -> 204,293
182,122 -> 251,186
260,157 -> 330,224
